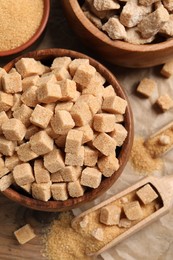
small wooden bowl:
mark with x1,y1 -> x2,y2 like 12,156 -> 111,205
2,48 -> 134,212
0,0 -> 50,57
62,0 -> 173,68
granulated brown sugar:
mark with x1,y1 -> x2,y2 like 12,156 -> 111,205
43,211 -> 91,260
130,136 -> 162,175
0,0 -> 43,51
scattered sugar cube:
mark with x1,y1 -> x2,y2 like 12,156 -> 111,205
51,183 -> 68,201
93,113 -> 115,132
30,131 -> 54,156
136,184 -> 158,204
65,129 -> 83,154
79,215 -> 89,228
37,82 -> 62,103
13,163 -> 34,186
98,154 -> 119,177
13,104 -> 33,127
73,64 -> 96,87
109,123 -> 128,146
81,167 -> 102,188
61,166 -> 81,182
84,146 -> 98,167
30,104 -> 53,129
91,228 -> 104,241
76,124 -> 94,144
5,154 -> 20,171
0,173 -> 14,191
65,146 -> 84,166
22,75 -> 39,91
14,224 -> 36,245
93,133 -> 116,156
118,218 -> 132,228
102,96 -> 127,114
0,111 -> 8,134
51,56 -> 72,70
51,110 -> 75,135
59,79 -> 77,101
0,136 -> 15,156
0,91 -> 13,112
15,58 -> 46,78
34,159 -> 50,184
16,142 -> 38,162
21,85 -> 38,107
136,78 -> 157,97
68,180 -> 84,197
32,182 -> 51,201
156,94 -> 173,111
123,201 -> 143,220
2,71 -> 22,93
70,101 -> 92,126
161,60 -> 173,78
100,204 -> 121,225
2,118 -> 26,141
44,149 -> 65,173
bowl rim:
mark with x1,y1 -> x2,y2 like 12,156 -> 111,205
0,0 -> 50,57
2,48 -> 134,212
68,0 -> 173,53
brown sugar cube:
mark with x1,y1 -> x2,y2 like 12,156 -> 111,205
0,167 -> 10,178
51,56 -> 72,70
163,0 -> 173,12
120,0 -> 151,28
37,82 -> 62,103
51,110 -> 75,135
159,134 -> 170,145
103,85 -> 116,99
136,184 -> 158,205
2,118 -> 26,141
84,146 -> 98,167
0,173 -> 14,191
118,218 -> 132,228
44,149 -> 65,173
65,129 -> 83,154
25,125 -> 39,140
30,104 -> 53,129
0,91 -> 13,112
159,14 -> 173,37
0,136 -> 15,156
98,154 -> 119,177
43,103 -> 56,112
93,133 -> 116,156
79,215 -> 89,228
115,114 -> 124,123
161,60 -> 173,78
14,224 -> 36,245
136,78 -> 157,97
21,85 -> 38,107
55,135 -> 67,148
15,58 -> 46,78
123,201 -> 143,221
34,159 -> 50,184
22,75 -> 39,91
13,163 -> 34,186
77,94 -> 101,115
20,183 -> 32,194
61,166 -> 81,182
109,123 -> 128,146
85,0 -> 113,19
51,183 -> 68,201
45,125 -> 59,139
126,27 -> 155,45
51,172 -> 64,183
5,154 -> 20,171
11,94 -> 22,112
71,90 -> 80,103
91,228 -> 104,241
137,5 -> 169,39
139,0 -> 158,6
53,67 -> 71,81
76,124 -> 94,144
80,167 -> 102,188
102,17 -> 127,40
73,63 -> 96,87
82,82 -> 104,99
36,73 -> 57,87
55,101 -> 73,113
13,104 -> 33,127
93,113 -> 115,133
70,102 -> 92,126
32,182 -> 51,201
102,96 -> 127,114
67,180 -> 84,198
59,79 -> 77,101
156,94 -> 173,111
30,131 -> 54,156
69,58 -> 89,77
16,142 -> 38,162
65,146 -> 84,166
93,0 -> 120,10
0,111 -> 8,134
2,71 -> 22,93
100,204 -> 121,225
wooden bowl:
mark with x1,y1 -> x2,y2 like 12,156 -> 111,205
2,48 -> 134,212
62,0 -> 173,68
0,0 -> 50,57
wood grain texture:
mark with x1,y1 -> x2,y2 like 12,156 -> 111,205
2,48 -> 134,212
61,0 -> 173,68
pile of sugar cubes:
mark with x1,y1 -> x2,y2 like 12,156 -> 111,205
82,0 -> 173,44
0,56 -> 127,201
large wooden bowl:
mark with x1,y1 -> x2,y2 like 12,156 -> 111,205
2,48 -> 133,212
61,0 -> 173,68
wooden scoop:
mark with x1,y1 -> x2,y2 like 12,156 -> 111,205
71,175 -> 173,256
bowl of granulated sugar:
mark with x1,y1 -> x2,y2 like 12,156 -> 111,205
0,0 -> 50,57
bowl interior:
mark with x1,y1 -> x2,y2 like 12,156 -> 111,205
2,48 -> 134,212
0,0 -> 50,57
